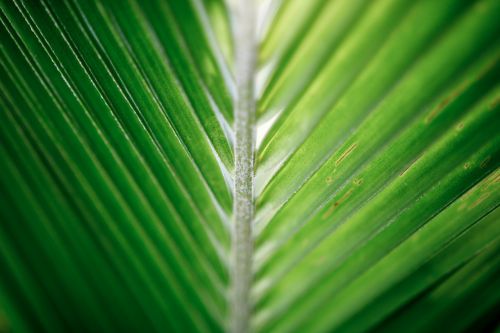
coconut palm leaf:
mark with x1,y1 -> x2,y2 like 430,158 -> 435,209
0,0 -> 499,332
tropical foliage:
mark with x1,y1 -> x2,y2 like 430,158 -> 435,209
0,0 -> 499,332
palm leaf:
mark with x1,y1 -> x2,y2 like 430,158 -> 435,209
0,0 -> 499,332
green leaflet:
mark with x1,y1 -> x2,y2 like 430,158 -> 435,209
0,0 -> 499,332
372,236 -> 500,333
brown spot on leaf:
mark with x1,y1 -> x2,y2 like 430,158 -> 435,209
480,156 -> 491,169
353,178 -> 363,186
335,143 -> 358,166
322,189 -> 354,219
425,97 -> 451,123
469,193 -> 490,210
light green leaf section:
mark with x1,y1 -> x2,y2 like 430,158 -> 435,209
0,0 -> 499,332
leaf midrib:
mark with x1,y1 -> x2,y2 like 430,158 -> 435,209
230,1 -> 257,332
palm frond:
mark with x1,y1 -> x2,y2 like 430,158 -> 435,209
0,0 -> 499,332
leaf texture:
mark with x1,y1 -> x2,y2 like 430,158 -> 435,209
0,0 -> 499,332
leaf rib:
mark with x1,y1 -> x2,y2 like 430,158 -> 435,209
230,0 -> 257,332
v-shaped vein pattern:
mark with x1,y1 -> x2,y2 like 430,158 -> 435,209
0,0 -> 499,332
1,0 -> 234,331
252,0 -> 500,331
